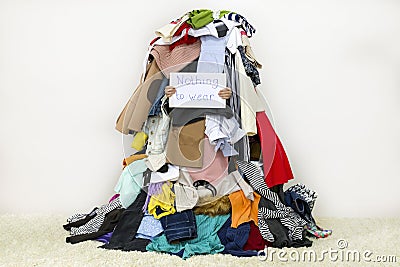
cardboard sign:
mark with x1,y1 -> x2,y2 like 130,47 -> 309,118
169,73 -> 226,108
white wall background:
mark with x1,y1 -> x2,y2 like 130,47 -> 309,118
1,0 -> 399,217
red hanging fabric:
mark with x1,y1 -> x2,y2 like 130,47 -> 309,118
169,22 -> 197,51
256,111 -> 294,187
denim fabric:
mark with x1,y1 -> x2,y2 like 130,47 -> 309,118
284,191 -> 315,225
148,77 -> 168,116
217,216 -> 258,257
146,214 -> 229,259
160,209 -> 197,243
285,183 -> 317,211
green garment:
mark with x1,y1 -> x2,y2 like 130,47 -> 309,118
187,9 -> 231,29
146,214 -> 230,259
114,159 -> 147,208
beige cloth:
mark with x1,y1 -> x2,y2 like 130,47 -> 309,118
174,170 -> 199,212
196,170 -> 254,201
145,152 -> 167,172
241,35 -> 262,69
165,119 -> 205,168
155,13 -> 190,42
115,59 -> 164,134
236,52 -> 264,136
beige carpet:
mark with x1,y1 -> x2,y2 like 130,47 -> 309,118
0,215 -> 398,267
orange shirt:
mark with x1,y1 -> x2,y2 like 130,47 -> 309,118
229,190 -> 260,228
122,154 -> 148,168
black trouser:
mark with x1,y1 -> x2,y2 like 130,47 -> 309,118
100,190 -> 148,251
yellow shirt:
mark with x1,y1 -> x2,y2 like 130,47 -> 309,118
148,182 -> 176,219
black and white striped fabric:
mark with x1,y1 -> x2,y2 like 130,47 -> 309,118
225,49 -> 241,119
223,12 -> 256,37
69,197 -> 123,236
67,208 -> 98,223
236,160 -> 307,242
224,49 -> 251,162
67,213 -> 88,223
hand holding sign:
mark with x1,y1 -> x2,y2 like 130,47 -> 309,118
168,73 -> 229,108
165,86 -> 232,99
218,87 -> 232,99
165,85 -> 177,98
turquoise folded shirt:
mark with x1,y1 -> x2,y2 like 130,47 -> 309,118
114,159 -> 147,208
146,214 -> 230,259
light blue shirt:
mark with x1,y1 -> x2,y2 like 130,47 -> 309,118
197,34 -> 229,73
135,213 -> 164,240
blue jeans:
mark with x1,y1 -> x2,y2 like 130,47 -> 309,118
148,77 -> 168,116
284,191 -> 315,225
160,209 -> 197,243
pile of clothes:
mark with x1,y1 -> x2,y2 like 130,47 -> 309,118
64,9 -> 332,259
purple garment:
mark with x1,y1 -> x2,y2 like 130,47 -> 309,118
142,182 -> 164,212
96,232 -> 113,244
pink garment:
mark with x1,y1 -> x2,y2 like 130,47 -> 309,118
109,194 -> 120,203
187,137 -> 228,185
150,40 -> 201,77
